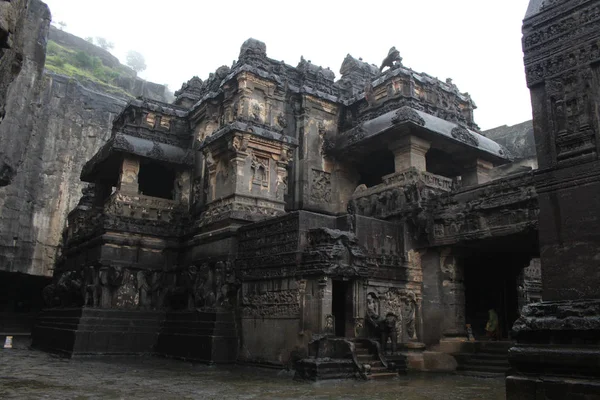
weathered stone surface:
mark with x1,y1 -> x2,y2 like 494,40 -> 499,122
0,0 -> 50,186
30,36 -> 544,378
0,25 -> 171,276
506,0 -> 600,398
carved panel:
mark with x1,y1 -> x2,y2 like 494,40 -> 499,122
310,169 -> 332,203
242,289 -> 300,318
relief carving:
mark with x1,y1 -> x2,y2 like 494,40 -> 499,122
242,289 -> 300,318
450,126 -> 479,147
310,169 -> 332,203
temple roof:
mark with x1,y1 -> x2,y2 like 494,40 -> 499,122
331,106 -> 509,163
81,133 -> 193,182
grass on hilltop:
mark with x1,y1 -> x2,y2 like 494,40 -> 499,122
44,40 -> 134,98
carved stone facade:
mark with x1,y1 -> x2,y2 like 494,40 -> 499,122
34,38 -> 549,376
506,2 -> 600,398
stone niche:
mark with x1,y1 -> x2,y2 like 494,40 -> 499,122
198,129 -> 294,229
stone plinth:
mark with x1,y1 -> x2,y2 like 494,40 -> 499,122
32,308 -> 164,355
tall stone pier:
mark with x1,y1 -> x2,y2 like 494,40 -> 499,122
506,1 -> 600,398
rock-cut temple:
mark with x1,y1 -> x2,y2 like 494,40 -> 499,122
31,38 -> 549,378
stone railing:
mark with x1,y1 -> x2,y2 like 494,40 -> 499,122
349,168 -> 453,218
104,192 -> 182,222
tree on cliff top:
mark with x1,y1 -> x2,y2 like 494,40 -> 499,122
95,37 -> 114,51
126,51 -> 146,73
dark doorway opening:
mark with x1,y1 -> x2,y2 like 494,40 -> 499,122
138,161 -> 176,200
332,280 -> 351,337
464,253 -> 524,339
357,149 -> 395,188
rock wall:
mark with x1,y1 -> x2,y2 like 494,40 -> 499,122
484,120 -> 536,161
0,0 -> 50,186
484,120 -> 538,178
0,73 -> 127,275
0,3 -> 171,276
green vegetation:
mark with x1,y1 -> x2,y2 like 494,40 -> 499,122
44,40 -> 133,98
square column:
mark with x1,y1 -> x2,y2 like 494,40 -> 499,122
390,135 -> 431,173
118,157 -> 140,195
461,158 -> 492,187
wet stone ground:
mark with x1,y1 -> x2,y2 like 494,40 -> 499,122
1,341 -> 505,400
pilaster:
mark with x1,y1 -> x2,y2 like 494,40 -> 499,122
118,157 -> 140,195
390,135 -> 431,173
461,158 -> 493,187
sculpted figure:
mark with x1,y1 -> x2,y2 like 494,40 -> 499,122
55,271 -> 83,307
99,266 -> 124,308
381,312 -> 398,354
150,271 -> 165,309
379,46 -> 402,72
83,265 -> 100,307
324,314 -> 335,335
42,282 -> 59,308
115,268 -> 138,309
403,292 -> 417,341
183,266 -> 199,310
137,270 -> 151,309
365,293 -> 383,338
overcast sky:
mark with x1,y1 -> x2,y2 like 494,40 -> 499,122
44,0 -> 532,130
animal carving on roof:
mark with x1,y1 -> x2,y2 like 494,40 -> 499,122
379,46 -> 403,72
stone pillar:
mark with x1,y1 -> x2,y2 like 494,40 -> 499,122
175,170 -> 191,206
438,247 -> 467,353
390,135 -> 431,173
461,158 -> 492,187
317,276 -> 333,334
506,2 -> 600,398
118,157 -> 140,195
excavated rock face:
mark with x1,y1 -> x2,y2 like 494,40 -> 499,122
0,2 -> 170,276
0,0 -> 50,186
0,75 -> 127,275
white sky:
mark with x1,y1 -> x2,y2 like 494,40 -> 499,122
43,0 -> 532,130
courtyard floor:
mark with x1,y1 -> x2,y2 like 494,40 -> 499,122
0,340 -> 505,400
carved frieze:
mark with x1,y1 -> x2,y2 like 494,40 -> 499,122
242,289 -> 300,318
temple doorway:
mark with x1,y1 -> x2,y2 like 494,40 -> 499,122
463,252 -> 531,340
332,280 -> 352,337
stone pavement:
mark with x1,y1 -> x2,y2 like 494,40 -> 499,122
0,340 -> 505,400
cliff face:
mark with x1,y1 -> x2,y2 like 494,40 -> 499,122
0,0 -> 50,186
0,3 -> 171,276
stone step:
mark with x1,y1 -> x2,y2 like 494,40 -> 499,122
458,364 -> 509,374
368,372 -> 398,380
457,371 -> 506,379
466,357 -> 509,367
471,352 -> 509,360
356,355 -> 375,363
370,366 -> 388,373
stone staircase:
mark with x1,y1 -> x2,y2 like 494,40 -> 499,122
455,341 -> 512,377
353,340 -> 402,380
